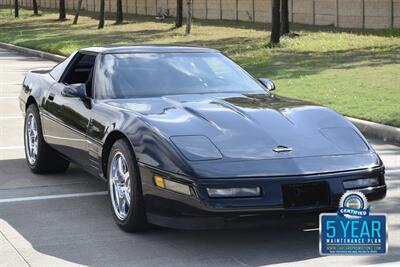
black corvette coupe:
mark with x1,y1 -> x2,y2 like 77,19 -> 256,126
19,46 -> 386,231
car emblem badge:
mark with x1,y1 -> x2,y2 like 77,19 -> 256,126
273,145 -> 293,153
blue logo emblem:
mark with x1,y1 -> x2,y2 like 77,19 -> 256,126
320,191 -> 387,255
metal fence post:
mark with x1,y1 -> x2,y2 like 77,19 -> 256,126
252,0 -> 255,22
336,0 -> 339,27
312,0 -> 315,25
291,0 -> 294,22
271,0 -> 274,23
205,0 -> 208,19
235,0 -> 238,21
361,0 -> 365,29
391,0 -> 394,28
219,0 -> 222,20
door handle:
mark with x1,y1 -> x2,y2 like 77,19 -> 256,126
48,93 -> 55,101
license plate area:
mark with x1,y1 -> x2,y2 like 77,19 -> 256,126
282,182 -> 330,208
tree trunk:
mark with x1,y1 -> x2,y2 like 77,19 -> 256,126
270,0 -> 281,44
175,0 -> 183,28
73,0 -> 83,24
14,0 -> 19,18
116,0 -> 123,24
59,0 -> 66,20
32,0 -> 39,15
185,0 -> 192,35
98,0 -> 105,29
281,0 -> 289,35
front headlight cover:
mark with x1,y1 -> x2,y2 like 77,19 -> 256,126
320,127 -> 369,153
170,135 -> 222,161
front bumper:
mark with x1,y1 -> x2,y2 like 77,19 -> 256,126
139,164 -> 386,229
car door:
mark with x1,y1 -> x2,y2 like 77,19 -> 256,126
41,52 -> 97,166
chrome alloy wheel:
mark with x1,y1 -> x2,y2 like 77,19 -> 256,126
109,152 -> 131,221
25,113 -> 38,165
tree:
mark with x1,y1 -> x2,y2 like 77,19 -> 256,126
14,0 -> 19,18
73,0 -> 84,25
59,0 -> 66,20
270,0 -> 281,44
116,0 -> 123,24
32,0 -> 39,15
185,0 -> 192,35
98,0 -> 105,29
175,0 -> 183,28
281,0 -> 289,35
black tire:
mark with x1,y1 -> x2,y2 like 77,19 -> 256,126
24,104 -> 70,174
107,139 -> 148,232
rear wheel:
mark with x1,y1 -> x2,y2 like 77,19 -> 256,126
108,139 -> 148,232
24,104 -> 70,173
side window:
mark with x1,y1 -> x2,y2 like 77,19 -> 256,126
62,53 -> 96,86
49,52 -> 77,82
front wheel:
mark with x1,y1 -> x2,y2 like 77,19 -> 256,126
24,104 -> 69,173
108,139 -> 148,232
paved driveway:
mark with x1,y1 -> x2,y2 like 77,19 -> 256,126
0,47 -> 399,267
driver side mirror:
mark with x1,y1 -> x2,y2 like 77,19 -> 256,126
61,83 -> 87,98
258,78 -> 276,91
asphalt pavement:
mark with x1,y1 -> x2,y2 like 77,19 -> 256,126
0,47 -> 399,267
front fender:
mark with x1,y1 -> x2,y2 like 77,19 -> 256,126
97,107 -> 194,177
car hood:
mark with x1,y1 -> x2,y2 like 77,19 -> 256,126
103,93 -> 371,162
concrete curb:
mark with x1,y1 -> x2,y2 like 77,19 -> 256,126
0,42 -> 65,62
349,117 -> 400,146
1,42 -> 399,145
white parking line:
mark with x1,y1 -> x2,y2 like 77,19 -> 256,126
363,262 -> 400,267
0,191 -> 108,204
0,116 -> 22,119
0,146 -> 24,150
386,169 -> 400,175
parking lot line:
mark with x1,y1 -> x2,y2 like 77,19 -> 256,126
0,146 -> 24,150
0,191 -> 108,204
363,262 -> 400,267
0,116 -> 22,119
386,169 -> 400,175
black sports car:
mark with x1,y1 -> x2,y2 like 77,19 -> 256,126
19,46 -> 386,231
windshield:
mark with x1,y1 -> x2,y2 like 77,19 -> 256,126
94,52 -> 266,99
